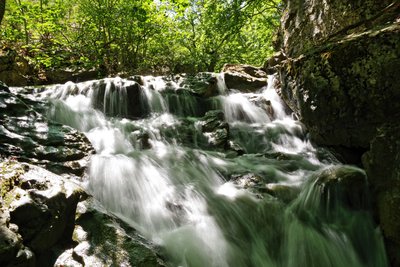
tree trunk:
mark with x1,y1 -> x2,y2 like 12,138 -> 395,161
0,0 -> 6,25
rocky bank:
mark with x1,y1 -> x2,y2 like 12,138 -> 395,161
0,85 -> 167,266
273,0 -> 400,265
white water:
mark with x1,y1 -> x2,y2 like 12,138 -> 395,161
42,74 -> 388,267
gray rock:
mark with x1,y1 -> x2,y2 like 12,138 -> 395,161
200,110 -> 229,149
0,160 -> 87,266
176,72 -> 219,97
0,87 -> 93,176
0,224 -> 23,265
7,163 -> 86,251
55,199 -> 166,267
279,0 -> 393,57
222,64 -> 267,92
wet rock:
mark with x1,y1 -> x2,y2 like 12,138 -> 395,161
231,173 -> 264,189
0,86 -> 93,176
226,140 -> 245,156
248,95 -> 276,120
0,81 -> 9,92
155,117 -> 204,149
313,165 -> 369,213
230,172 -> 300,203
55,199 -> 166,267
130,131 -> 153,150
126,82 -> 144,118
163,89 -> 210,117
201,110 -> 225,132
129,75 -> 145,85
362,124 -> 400,267
277,1 -> 399,263
263,183 -> 300,204
222,64 -> 267,92
199,110 -> 229,149
177,72 -> 219,97
0,160 -> 87,266
90,78 -> 145,119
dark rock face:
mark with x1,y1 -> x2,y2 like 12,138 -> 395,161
279,23 -> 400,148
0,87 -> 93,176
89,79 -> 144,119
362,124 -> 400,266
277,0 -> 400,264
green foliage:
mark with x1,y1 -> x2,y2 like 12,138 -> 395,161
1,0 -> 282,74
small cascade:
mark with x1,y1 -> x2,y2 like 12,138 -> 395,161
221,92 -> 271,123
41,72 -> 388,267
284,166 -> 387,267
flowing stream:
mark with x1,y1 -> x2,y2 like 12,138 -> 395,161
38,73 -> 387,267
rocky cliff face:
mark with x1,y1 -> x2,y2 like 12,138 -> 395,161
280,0 -> 394,57
276,1 -> 400,265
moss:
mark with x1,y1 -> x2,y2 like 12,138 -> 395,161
0,160 -> 25,199
280,23 -> 400,148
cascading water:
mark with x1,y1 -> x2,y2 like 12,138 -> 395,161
39,73 -> 388,267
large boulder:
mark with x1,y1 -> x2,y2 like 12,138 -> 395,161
222,64 -> 268,92
176,72 -> 220,97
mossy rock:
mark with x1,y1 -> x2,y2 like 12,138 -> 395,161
279,23 -> 400,149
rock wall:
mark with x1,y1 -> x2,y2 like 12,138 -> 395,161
279,22 -> 400,149
280,0 -> 394,57
276,1 -> 400,265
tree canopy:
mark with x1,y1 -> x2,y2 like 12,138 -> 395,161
1,0 -> 282,74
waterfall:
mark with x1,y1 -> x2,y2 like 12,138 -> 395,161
41,74 -> 388,267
